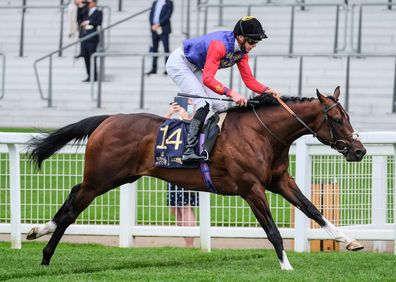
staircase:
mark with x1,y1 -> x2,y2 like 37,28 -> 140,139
0,0 -> 395,130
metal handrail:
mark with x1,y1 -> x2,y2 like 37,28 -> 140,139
246,53 -> 396,113
89,51 -> 396,113
0,54 -> 5,100
198,2 -> 348,54
33,7 -> 150,107
90,52 -> 170,108
351,2 -> 396,54
0,1 -> 71,57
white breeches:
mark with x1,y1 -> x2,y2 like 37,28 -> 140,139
166,46 -> 229,118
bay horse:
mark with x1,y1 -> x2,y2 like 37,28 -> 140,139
26,87 -> 366,270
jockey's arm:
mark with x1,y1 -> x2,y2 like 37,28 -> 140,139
202,41 -> 247,106
237,56 -> 281,98
202,40 -> 232,96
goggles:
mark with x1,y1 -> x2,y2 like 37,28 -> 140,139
245,37 -> 260,45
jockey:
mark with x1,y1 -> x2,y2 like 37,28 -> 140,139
166,16 -> 281,162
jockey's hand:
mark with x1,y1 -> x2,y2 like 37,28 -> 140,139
266,88 -> 281,98
229,91 -> 248,107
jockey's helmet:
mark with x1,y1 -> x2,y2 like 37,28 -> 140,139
233,16 -> 267,44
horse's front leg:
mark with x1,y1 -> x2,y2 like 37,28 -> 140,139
243,183 -> 293,271
268,173 -> 363,251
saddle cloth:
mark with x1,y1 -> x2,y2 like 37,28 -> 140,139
154,119 -> 198,168
154,113 -> 227,169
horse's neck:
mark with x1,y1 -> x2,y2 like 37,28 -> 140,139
260,100 -> 322,145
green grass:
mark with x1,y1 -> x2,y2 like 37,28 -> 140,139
0,242 -> 394,281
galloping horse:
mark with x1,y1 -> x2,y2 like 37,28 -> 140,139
27,87 -> 366,270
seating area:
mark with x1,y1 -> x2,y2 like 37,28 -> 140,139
0,0 -> 395,130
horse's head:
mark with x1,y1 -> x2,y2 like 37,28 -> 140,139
315,87 -> 366,162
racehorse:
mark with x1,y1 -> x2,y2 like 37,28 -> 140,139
26,87 -> 366,270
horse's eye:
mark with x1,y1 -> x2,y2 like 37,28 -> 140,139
334,118 -> 342,124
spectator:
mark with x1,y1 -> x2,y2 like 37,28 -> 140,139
67,0 -> 79,38
146,0 -> 173,76
68,0 -> 88,59
80,0 -> 102,82
164,99 -> 199,247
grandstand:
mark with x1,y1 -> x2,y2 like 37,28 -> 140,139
0,0 -> 395,130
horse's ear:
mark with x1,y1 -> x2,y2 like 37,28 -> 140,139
333,86 -> 341,101
316,89 -> 326,104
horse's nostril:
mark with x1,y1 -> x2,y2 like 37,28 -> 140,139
355,149 -> 366,158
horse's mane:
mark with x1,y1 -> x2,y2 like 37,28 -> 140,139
226,95 -> 335,113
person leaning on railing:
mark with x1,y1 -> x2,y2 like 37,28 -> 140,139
164,99 -> 199,248
165,16 -> 281,163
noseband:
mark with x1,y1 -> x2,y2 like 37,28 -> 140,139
314,102 -> 360,155
252,99 -> 360,153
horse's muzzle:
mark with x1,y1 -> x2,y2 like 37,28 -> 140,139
346,147 -> 366,162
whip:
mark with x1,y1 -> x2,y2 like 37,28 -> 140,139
177,93 -> 259,104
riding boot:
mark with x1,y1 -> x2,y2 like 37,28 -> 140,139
182,104 -> 210,163
182,118 -> 207,162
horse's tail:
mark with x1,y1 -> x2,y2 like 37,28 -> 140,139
28,115 -> 110,169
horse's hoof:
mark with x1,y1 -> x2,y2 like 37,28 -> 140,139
26,227 -> 39,240
41,260 -> 50,266
346,240 -> 364,251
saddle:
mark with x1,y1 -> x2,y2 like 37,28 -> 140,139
154,113 -> 226,169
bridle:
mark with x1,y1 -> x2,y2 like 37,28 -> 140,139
314,102 -> 360,155
252,97 -> 360,154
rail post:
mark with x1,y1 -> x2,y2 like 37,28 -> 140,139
333,5 -> 340,53
199,192 -> 211,252
298,56 -> 303,97
294,138 -> 311,252
19,0 -> 27,57
8,144 -> 21,249
58,0 -> 65,57
345,56 -> 350,112
289,6 -> 295,55
217,0 -> 223,26
119,183 -> 136,247
394,144 -> 396,255
186,0 -> 191,38
357,5 -> 363,54
48,55 -> 53,107
393,57 -> 396,113
372,156 -> 388,252
140,55 -> 146,109
0,54 -> 5,100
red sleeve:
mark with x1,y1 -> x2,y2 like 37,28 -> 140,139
237,54 -> 268,94
202,40 -> 232,96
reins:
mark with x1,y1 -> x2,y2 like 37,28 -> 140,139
252,94 -> 358,153
252,106 -> 287,146
272,95 -> 320,138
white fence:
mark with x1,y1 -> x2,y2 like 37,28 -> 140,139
0,132 -> 395,254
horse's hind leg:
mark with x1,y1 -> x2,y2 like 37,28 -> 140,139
268,173 -> 363,251
40,182 -> 99,265
243,183 -> 293,271
26,184 -> 81,240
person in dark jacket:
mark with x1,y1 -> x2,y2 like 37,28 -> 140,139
146,0 -> 173,75
80,0 -> 102,82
